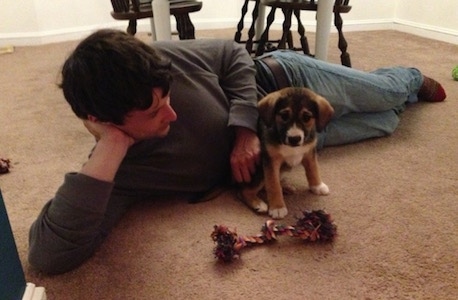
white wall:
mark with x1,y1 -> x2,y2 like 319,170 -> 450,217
0,0 -> 117,44
394,0 -> 458,42
0,0 -> 457,46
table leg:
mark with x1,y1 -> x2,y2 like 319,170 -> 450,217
255,3 -> 266,41
315,0 -> 333,61
152,0 -> 172,40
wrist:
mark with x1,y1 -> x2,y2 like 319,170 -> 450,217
234,126 -> 257,143
81,135 -> 130,182
234,126 -> 256,137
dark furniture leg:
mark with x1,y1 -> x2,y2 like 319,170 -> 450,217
175,14 -> 195,39
234,0 -> 250,44
293,9 -> 311,55
279,8 -> 293,49
127,19 -> 137,35
334,10 -> 351,67
256,6 -> 277,56
246,0 -> 262,53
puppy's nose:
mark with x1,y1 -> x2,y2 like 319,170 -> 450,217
287,136 -> 302,146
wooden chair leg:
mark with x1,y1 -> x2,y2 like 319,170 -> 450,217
279,8 -> 293,49
293,9 -> 311,55
334,11 -> 351,67
127,19 -> 137,35
256,6 -> 277,56
175,14 -> 195,39
245,0 -> 262,53
234,0 -> 250,43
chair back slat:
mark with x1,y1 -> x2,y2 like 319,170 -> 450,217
111,0 -> 130,12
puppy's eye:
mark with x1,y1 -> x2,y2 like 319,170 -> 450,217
279,112 -> 290,121
302,114 -> 312,122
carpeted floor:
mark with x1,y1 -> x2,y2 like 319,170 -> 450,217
1,28 -> 457,299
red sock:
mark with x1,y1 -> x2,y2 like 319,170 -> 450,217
418,76 -> 446,102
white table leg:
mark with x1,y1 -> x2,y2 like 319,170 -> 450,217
255,3 -> 266,41
149,18 -> 157,41
152,0 -> 172,41
315,0 -> 334,61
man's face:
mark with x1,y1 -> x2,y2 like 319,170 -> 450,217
115,88 -> 177,140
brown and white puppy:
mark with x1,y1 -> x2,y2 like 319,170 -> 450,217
240,87 -> 334,219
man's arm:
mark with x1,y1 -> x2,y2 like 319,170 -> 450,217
222,42 -> 259,132
28,121 -> 134,274
221,42 -> 261,183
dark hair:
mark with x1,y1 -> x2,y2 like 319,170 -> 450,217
59,29 -> 172,124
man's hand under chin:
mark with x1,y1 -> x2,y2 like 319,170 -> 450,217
80,119 -> 135,182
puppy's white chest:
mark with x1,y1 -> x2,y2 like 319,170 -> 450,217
278,144 -> 312,167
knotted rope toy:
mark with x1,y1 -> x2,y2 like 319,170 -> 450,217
0,158 -> 11,174
452,65 -> 458,81
211,210 -> 337,262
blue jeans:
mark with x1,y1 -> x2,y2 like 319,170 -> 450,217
260,50 -> 423,149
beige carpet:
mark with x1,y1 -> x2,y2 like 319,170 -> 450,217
1,29 -> 457,299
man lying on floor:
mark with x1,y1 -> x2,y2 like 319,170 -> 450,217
28,29 -> 446,274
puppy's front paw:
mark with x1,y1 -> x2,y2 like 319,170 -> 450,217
239,189 -> 269,214
269,207 -> 288,219
253,200 -> 268,213
310,182 -> 330,195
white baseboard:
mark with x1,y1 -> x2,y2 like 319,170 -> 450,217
22,283 -> 47,300
0,18 -> 457,46
393,19 -> 458,45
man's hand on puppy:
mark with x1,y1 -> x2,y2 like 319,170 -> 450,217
230,127 -> 261,184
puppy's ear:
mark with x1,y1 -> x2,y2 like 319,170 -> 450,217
312,94 -> 334,132
258,90 -> 281,127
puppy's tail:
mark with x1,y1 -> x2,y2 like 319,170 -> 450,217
187,185 -> 229,203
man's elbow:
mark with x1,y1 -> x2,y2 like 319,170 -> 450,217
28,241 -> 92,274
28,223 -> 95,274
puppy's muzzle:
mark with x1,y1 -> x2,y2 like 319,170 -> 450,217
285,126 -> 305,146
287,135 -> 302,146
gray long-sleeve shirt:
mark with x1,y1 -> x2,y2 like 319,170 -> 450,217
28,40 -> 260,274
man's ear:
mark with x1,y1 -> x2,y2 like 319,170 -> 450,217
87,115 -> 98,122
87,115 -> 112,125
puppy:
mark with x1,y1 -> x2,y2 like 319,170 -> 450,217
240,87 -> 334,219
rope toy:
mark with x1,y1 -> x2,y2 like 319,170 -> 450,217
211,210 -> 337,262
452,65 -> 458,81
0,158 -> 11,174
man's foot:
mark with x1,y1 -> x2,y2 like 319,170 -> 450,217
418,76 -> 446,102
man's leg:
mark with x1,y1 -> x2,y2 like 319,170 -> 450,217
268,50 -> 423,117
266,50 -> 444,148
316,110 -> 400,149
